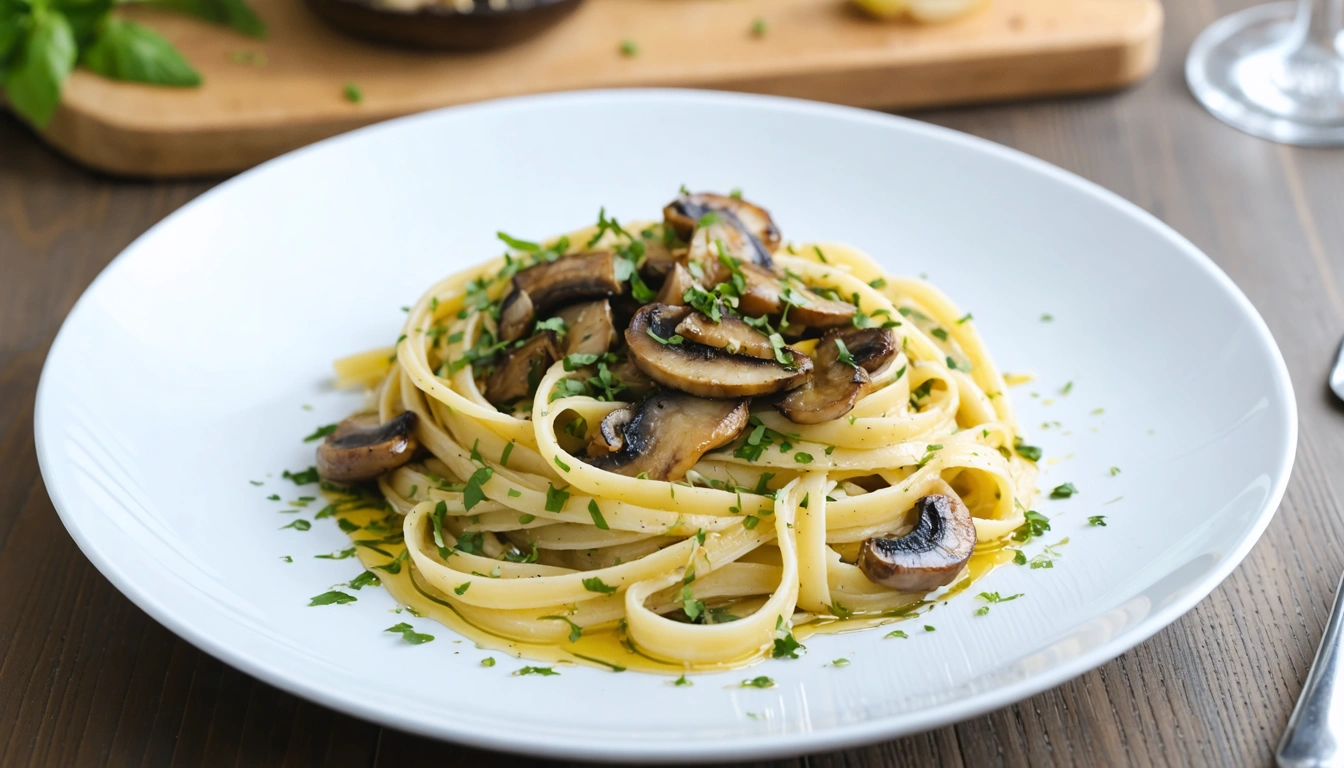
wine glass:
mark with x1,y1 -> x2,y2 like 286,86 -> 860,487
1187,0 -> 1344,146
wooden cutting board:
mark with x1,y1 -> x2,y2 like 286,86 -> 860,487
35,0 -> 1161,178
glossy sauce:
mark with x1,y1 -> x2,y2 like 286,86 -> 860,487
337,503 -> 1017,675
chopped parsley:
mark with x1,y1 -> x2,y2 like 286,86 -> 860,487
302,424 -> 337,442
280,556 -> 292,563
280,519 -> 311,531
794,452 -> 813,464
481,657 -> 496,667
384,622 -> 434,644
500,441 -> 515,466
1013,549 -> 1028,565
1050,482 -> 1078,499
454,582 -> 471,595
834,338 -> 858,368
869,277 -> 887,289
772,615 -> 804,659
463,467 -> 494,511
1110,466 -> 1121,476
348,571 -> 380,590
583,576 -> 618,594
672,674 -> 693,686
740,676 -> 775,688
1013,437 -> 1042,462
1011,510 -> 1051,542
924,625 -> 936,632
974,591 -> 1023,616
540,615 -> 583,642
283,467 -> 319,485
1041,313 -> 1053,322
832,658 -> 850,667
587,499 -> 610,530
513,666 -> 559,677
308,591 -> 355,606
619,38 -> 639,57
885,629 -> 908,639
315,547 -> 357,560
645,327 -> 684,346
1088,515 -> 1108,527
931,327 -> 948,341
751,17 -> 767,36
343,82 -> 362,103
681,586 -> 705,621
545,484 -> 570,512
957,313 -> 973,324
554,456 -> 571,472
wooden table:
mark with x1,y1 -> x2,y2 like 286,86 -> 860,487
3,1 -> 1340,764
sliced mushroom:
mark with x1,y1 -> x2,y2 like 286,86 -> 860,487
626,303 -> 812,398
664,192 -> 781,262
586,408 -> 631,457
484,332 -> 560,405
735,262 -> 856,329
638,232 -> 685,282
555,299 -> 615,357
586,391 -> 749,481
858,494 -> 977,591
674,309 -> 776,360
775,330 -> 871,424
838,326 -> 899,374
316,411 -> 419,483
654,262 -> 696,306
498,253 -> 622,341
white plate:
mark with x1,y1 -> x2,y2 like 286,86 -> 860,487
36,90 -> 1296,763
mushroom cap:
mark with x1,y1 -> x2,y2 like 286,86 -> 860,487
625,303 -> 812,398
484,331 -> 560,405
838,326 -> 899,374
775,330 -> 872,424
664,192 -> 781,267
734,262 -> 856,329
316,411 -> 419,483
674,308 -> 777,360
858,494 -> 977,592
498,252 -> 622,341
654,261 -> 696,306
586,390 -> 750,481
555,299 -> 616,357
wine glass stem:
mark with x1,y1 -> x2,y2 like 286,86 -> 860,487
1289,0 -> 1342,55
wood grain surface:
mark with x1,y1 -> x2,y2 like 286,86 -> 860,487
38,0 -> 1161,177
1,1 -> 1339,765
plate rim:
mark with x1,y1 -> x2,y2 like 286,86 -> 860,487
34,88 -> 1299,763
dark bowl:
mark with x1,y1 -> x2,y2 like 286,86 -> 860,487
307,0 -> 587,51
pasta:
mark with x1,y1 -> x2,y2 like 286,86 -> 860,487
318,192 -> 1037,671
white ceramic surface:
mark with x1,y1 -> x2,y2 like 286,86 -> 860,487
35,90 -> 1297,763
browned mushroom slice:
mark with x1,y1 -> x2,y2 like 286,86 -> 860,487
735,262 -> 856,329
664,192 -> 781,260
654,262 -> 696,306
586,391 -> 750,481
555,299 -> 615,357
775,330 -> 872,424
674,309 -> 776,360
586,407 -> 631,457
638,233 -> 684,282
837,326 -> 899,374
626,303 -> 812,398
498,253 -> 622,341
316,411 -> 419,483
484,332 -> 560,405
858,494 -> 977,591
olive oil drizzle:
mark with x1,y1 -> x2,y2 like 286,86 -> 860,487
330,496 -> 1017,675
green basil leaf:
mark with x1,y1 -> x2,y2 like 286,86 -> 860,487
4,9 -> 77,128
144,0 -> 265,38
82,19 -> 200,87
50,0 -> 113,45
